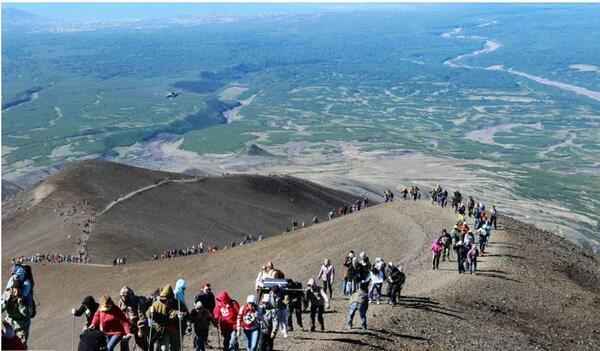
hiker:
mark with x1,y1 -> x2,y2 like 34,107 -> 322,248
2,280 -> 31,346
188,301 -> 215,351
2,320 -> 27,350
441,229 -> 453,261
118,286 -> 149,351
368,258 -> 385,304
346,281 -> 369,330
173,279 -> 189,350
146,285 -> 179,351
268,286 -> 288,338
238,295 -> 260,351
358,252 -> 371,280
328,209 -> 334,220
255,266 -> 268,297
464,231 -> 476,249
457,202 -> 466,222
257,294 -> 277,351
90,296 -> 132,351
317,259 -> 335,300
467,197 -> 475,217
490,205 -> 498,230
286,280 -> 304,331
194,283 -> 216,319
454,241 -> 467,274
213,291 -> 240,351
304,279 -> 329,332
6,264 -> 35,325
265,261 -> 285,279
73,296 -> 99,329
431,239 -> 443,270
386,263 -> 405,305
342,251 -> 356,296
467,244 -> 480,274
401,187 -> 408,200
477,227 -> 488,254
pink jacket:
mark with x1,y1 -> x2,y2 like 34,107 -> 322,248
431,241 -> 443,254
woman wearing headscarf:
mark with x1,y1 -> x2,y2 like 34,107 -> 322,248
90,295 -> 132,351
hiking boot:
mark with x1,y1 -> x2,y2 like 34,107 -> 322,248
310,326 -> 316,332
321,325 -> 325,331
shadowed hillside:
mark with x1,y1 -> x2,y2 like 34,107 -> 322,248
2,160 -> 359,264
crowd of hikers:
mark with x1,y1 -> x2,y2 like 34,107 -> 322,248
2,185 -> 500,351
10,253 -> 88,266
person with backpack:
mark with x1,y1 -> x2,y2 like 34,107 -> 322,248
368,258 -> 385,304
317,259 -> 335,301
490,205 -> 498,230
2,320 -> 27,350
268,286 -> 288,339
146,285 -> 179,351
285,280 -> 304,332
73,296 -> 100,328
454,241 -> 467,274
188,301 -> 215,351
431,239 -> 443,270
90,296 -> 132,351
441,229 -> 452,261
118,287 -> 148,351
385,263 -> 406,305
6,264 -> 35,324
257,294 -> 277,351
346,281 -> 369,330
213,291 -> 240,351
2,280 -> 31,346
467,245 -> 480,274
237,295 -> 260,351
195,283 -> 216,316
304,279 -> 329,332
342,251 -> 356,296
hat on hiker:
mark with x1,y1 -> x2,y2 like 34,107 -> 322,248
195,301 -> 203,309
99,295 -> 114,311
160,285 -> 174,300
307,278 -> 315,287
247,294 -> 257,304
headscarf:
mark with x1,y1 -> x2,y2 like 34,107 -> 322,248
174,279 -> 187,304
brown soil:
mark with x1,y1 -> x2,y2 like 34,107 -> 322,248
10,200 -> 600,351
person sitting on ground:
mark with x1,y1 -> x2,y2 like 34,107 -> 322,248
188,301 -> 215,351
73,296 -> 99,329
304,279 -> 329,332
317,258 -> 335,301
237,295 -> 260,351
90,296 -> 132,351
346,281 -> 369,330
213,291 -> 240,351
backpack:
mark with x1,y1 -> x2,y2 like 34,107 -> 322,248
78,328 -> 108,351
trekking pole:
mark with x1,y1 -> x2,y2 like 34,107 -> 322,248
71,314 -> 75,351
178,299 -> 183,351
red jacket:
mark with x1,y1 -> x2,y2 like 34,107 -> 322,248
91,308 -> 131,336
213,291 -> 239,332
237,304 -> 259,331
